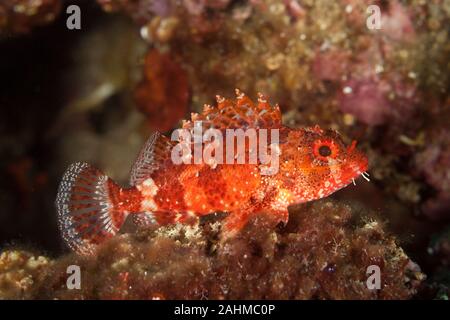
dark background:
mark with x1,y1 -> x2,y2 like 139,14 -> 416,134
0,1 -> 105,255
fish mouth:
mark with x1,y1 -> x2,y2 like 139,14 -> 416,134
348,154 -> 369,185
339,149 -> 369,186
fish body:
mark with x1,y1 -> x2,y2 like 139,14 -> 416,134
56,91 -> 368,255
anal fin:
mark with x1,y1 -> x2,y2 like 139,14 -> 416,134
132,212 -> 158,227
132,211 -> 198,227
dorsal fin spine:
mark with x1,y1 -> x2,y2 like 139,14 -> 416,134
129,132 -> 174,186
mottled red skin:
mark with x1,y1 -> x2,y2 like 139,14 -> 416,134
108,93 -> 368,236
60,93 -> 368,254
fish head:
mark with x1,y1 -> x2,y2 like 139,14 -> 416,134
279,125 -> 368,202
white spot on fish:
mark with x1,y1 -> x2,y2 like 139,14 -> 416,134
141,178 -> 158,197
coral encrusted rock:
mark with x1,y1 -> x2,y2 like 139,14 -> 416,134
0,199 -> 424,299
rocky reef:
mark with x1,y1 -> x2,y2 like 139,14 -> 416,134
0,200 -> 423,299
0,0 -> 62,35
0,0 -> 449,300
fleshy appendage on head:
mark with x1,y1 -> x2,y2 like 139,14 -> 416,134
279,125 -> 369,202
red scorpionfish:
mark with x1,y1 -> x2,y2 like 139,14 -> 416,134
56,90 -> 369,255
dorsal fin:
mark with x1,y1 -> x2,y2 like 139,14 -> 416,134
182,90 -> 282,131
129,132 -> 175,186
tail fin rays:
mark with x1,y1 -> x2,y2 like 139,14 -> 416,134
56,162 -> 125,255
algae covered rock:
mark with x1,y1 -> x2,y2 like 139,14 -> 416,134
0,0 -> 62,35
0,250 -> 52,299
1,199 -> 424,299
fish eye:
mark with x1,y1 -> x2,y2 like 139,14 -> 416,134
319,145 -> 331,157
313,139 -> 339,161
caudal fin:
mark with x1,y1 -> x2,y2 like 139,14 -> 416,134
56,162 -> 127,255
